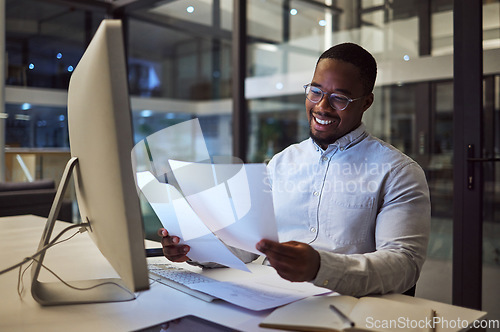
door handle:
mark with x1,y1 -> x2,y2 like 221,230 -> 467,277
466,144 -> 500,190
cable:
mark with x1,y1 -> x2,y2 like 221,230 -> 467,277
48,222 -> 89,245
17,260 -> 33,297
0,223 -> 88,276
16,229 -> 82,297
5,221 -> 134,301
29,257 -> 133,296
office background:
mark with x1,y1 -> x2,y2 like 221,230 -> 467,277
0,0 -> 498,324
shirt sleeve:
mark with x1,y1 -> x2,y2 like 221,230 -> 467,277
312,161 -> 431,296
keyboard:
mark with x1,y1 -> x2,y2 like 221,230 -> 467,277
148,263 -> 218,302
148,262 -> 331,311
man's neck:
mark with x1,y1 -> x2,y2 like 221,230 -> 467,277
311,123 -> 364,150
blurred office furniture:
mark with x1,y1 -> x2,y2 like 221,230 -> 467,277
0,179 -> 72,222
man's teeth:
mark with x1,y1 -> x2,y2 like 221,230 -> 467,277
315,117 -> 333,125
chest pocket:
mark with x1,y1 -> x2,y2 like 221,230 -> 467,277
323,193 -> 376,246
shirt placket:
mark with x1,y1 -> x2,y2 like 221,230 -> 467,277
307,147 -> 335,244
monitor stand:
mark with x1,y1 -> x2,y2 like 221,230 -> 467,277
30,157 -> 136,306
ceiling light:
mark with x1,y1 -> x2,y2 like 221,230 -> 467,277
141,110 -> 153,118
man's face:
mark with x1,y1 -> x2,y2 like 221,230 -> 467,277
306,58 -> 373,149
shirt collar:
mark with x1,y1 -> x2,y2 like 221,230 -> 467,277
310,123 -> 368,153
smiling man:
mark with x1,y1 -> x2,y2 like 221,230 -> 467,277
305,53 -> 374,149
255,43 -> 430,296
159,43 -> 430,297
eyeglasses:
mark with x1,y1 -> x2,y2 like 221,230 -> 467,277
303,83 -> 366,111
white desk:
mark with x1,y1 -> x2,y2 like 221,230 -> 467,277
0,215 -> 272,332
0,215 -> 486,332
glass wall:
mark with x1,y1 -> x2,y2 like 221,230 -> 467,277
5,0 -> 104,89
125,1 -> 234,159
4,103 -> 68,149
4,0 -> 103,184
246,0 -> 457,163
123,1 -> 237,236
483,74 -> 500,324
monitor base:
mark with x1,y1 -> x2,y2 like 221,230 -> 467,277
30,157 -> 136,306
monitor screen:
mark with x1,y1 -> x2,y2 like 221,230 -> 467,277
31,19 -> 150,305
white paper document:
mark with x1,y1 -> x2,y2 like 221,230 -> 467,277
132,119 -> 279,272
136,161 -> 279,271
137,171 -> 250,271
168,160 -> 278,254
191,274 -> 331,311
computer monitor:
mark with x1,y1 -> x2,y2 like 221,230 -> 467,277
31,19 -> 150,305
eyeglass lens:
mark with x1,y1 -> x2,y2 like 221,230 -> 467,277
305,85 -> 349,110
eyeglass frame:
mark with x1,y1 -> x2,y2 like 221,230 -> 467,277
303,83 -> 367,111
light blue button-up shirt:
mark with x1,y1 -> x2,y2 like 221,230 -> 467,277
267,124 -> 430,296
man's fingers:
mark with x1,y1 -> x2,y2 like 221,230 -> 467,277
257,240 -> 302,258
157,228 -> 168,237
166,254 -> 190,263
160,235 -> 181,247
157,227 -> 190,262
162,244 -> 190,257
266,256 -> 303,282
258,240 -> 321,282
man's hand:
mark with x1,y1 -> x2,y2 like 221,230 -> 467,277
256,239 -> 320,282
158,228 -> 190,262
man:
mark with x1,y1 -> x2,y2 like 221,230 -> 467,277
159,43 -> 430,297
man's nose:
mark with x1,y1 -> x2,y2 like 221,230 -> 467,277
317,94 -> 334,111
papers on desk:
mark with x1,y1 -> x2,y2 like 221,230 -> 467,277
147,258 -> 331,312
192,273 -> 331,311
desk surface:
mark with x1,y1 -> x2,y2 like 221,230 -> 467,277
0,215 -> 486,332
0,215 -> 272,332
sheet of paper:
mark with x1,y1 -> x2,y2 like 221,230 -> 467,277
191,273 -> 331,311
168,160 -> 278,254
136,171 -> 250,272
144,119 -> 211,179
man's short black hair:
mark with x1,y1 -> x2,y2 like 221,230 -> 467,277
318,43 -> 377,95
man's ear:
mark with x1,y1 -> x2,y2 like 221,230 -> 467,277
362,92 -> 374,112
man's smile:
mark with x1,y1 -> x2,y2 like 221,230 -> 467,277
314,117 -> 333,125
311,112 -> 339,130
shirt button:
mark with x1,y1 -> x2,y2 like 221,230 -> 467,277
321,156 -> 328,162
313,191 -> 320,196
310,227 -> 316,233
339,147 -> 345,151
